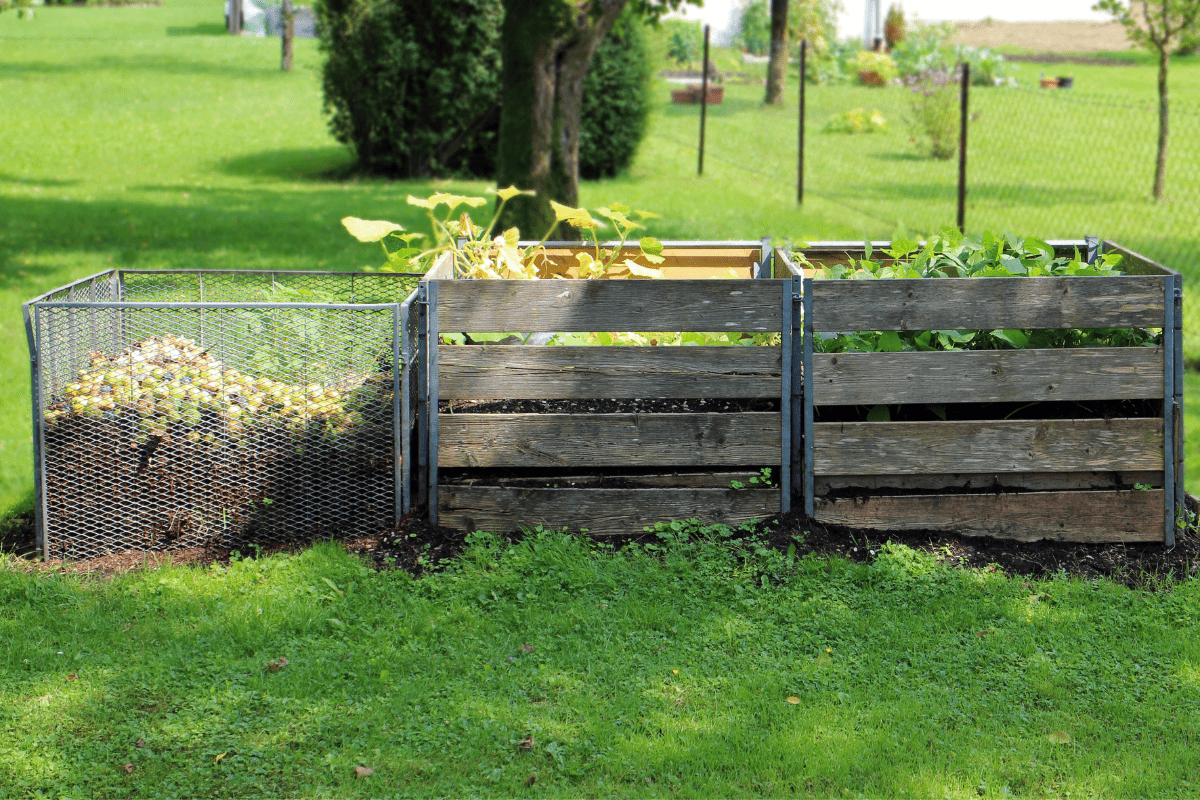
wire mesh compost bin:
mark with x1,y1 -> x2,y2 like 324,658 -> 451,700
23,269 -> 422,560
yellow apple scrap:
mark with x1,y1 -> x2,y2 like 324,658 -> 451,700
44,334 -> 383,440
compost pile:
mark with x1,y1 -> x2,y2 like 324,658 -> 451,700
42,335 -> 396,558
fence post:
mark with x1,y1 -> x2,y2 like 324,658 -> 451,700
281,0 -> 294,71
228,0 -> 242,35
1164,275 -> 1176,545
957,63 -> 969,232
698,24 -> 710,177
797,39 -> 806,204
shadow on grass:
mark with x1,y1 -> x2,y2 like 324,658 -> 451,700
0,174 -> 80,188
165,22 -> 228,36
0,53 -> 283,79
216,147 -> 358,181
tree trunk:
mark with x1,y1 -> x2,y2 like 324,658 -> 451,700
496,0 -> 627,238
281,0 -> 294,72
764,0 -> 788,105
1153,44 -> 1169,200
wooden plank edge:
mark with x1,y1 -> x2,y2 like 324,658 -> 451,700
438,486 -> 780,535
813,489 -> 1165,543
815,471 -> 1163,493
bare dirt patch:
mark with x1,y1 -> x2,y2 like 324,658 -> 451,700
947,20 -> 1133,54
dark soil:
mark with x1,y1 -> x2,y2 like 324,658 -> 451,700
5,497 -> 1199,589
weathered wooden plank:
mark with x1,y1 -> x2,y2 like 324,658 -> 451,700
447,471 -> 763,489
810,275 -> 1166,331
439,486 -> 780,535
438,412 -> 782,468
813,348 -> 1163,405
814,470 -> 1162,493
813,418 -> 1163,475
423,251 -> 455,280
540,247 -> 759,279
435,280 -> 784,332
1100,241 -> 1174,276
813,489 -> 1164,542
438,345 -> 781,399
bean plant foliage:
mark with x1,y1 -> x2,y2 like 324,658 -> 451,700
798,228 -> 1161,354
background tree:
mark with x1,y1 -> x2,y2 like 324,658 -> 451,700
1094,0 -> 1200,200
496,0 -> 689,236
764,0 -> 789,104
764,0 -> 840,103
884,3 -> 905,49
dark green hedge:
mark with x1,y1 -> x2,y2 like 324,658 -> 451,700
315,0 -> 503,177
579,11 -> 653,180
316,0 -> 649,180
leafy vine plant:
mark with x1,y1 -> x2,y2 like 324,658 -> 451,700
340,186 -> 667,280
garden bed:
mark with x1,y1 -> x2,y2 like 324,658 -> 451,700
785,238 -> 1184,544
423,241 -> 791,535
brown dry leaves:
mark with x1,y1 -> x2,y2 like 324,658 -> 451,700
264,657 -> 289,673
354,766 -> 374,778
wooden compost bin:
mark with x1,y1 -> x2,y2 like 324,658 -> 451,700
419,241 -> 793,535
787,240 -> 1184,544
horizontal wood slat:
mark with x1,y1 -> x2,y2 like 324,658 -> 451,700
449,471 -> 764,489
813,348 -> 1163,405
810,276 -> 1166,331
814,489 -> 1164,542
541,247 -> 759,279
435,280 -> 783,332
439,486 -> 780,535
814,470 -> 1162,494
813,418 -> 1163,475
438,412 -> 782,468
438,345 -> 781,399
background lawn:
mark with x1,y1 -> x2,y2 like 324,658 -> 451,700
2,0 -> 1198,516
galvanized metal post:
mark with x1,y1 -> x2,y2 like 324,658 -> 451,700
427,280 -> 440,525
760,237 -> 772,279
780,282 -> 792,513
392,305 -> 403,526
1085,236 -> 1100,265
791,275 -> 803,510
400,291 -> 416,516
416,285 -> 429,508
1174,274 -> 1184,538
1164,275 -> 1176,546
802,277 -> 814,517
23,303 -> 45,559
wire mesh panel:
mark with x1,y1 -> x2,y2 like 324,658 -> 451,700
29,272 -> 420,559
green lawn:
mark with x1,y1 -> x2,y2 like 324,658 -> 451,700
1,2 -> 1198,514
3,533 -> 1199,798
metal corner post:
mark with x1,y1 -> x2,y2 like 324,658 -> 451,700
23,302 -> 46,559
779,282 -> 792,513
1174,274 -> 1184,539
427,280 -> 440,526
416,284 -> 429,508
1163,275 -> 1176,546
400,291 -> 416,517
790,277 -> 803,512
802,277 -> 814,517
398,303 -> 408,522
761,237 -> 773,279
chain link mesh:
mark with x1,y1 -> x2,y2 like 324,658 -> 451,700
31,271 -> 419,559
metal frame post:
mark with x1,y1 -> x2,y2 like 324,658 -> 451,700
23,303 -> 46,559
400,304 -> 410,525
802,277 -> 814,516
1174,274 -> 1184,540
427,280 -> 440,525
416,285 -> 429,508
400,290 -> 417,516
760,237 -> 773,279
1164,275 -> 1176,546
780,283 -> 792,513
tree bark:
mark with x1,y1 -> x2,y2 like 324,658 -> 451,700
281,0 -> 294,72
1153,43 -> 1169,200
496,0 -> 627,238
764,0 -> 788,105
